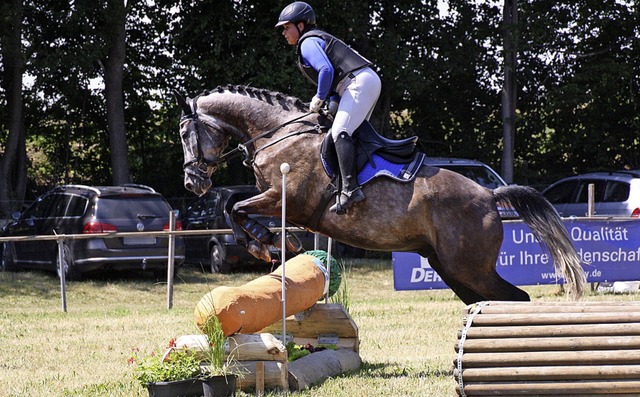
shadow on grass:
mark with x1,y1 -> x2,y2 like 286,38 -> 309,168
354,361 -> 453,379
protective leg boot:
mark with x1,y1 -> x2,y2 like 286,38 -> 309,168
330,132 -> 365,214
273,232 -> 303,253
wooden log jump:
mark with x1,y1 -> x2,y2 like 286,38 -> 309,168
454,301 -> 640,396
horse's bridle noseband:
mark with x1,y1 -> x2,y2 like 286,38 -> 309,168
179,94 -> 224,179
177,91 -> 328,180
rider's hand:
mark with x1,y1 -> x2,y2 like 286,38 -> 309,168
309,95 -> 324,113
327,100 -> 339,116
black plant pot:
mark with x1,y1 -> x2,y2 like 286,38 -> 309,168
147,378 -> 204,397
201,375 -> 236,397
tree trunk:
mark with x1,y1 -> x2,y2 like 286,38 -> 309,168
501,0 -> 517,183
0,0 -> 28,217
103,0 -> 130,185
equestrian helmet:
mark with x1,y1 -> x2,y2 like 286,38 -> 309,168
275,2 -> 316,28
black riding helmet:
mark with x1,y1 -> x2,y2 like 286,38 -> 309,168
275,1 -> 316,28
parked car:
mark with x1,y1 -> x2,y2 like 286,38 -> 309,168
424,157 -> 508,189
181,185 -> 328,273
542,171 -> 640,217
0,184 -> 185,279
424,157 -> 518,218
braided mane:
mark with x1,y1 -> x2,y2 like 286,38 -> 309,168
201,84 -> 307,112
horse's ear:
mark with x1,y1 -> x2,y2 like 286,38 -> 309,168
173,89 -> 192,115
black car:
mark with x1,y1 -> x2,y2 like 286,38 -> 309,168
0,184 -> 185,279
181,185 -> 326,273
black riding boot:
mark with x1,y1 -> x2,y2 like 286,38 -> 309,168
330,132 -> 365,214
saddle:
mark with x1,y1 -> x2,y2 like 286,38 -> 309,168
320,120 -> 425,185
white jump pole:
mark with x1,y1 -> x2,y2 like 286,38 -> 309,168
279,162 -> 290,345
166,210 -> 177,309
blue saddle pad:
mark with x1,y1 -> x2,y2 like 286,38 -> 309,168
322,152 -> 426,186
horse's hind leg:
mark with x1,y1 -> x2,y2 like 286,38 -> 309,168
427,254 -> 530,305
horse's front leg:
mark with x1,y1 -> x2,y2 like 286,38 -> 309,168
230,193 -> 302,262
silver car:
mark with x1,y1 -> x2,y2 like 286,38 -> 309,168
542,171 -> 640,217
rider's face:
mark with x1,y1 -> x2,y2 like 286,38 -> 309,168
281,22 -> 303,45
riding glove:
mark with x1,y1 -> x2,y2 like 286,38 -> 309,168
309,95 -> 324,113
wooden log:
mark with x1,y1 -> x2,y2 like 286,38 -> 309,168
454,365 -> 640,382
464,301 -> 640,314
463,312 -> 640,327
174,333 -> 287,362
455,335 -> 640,353
231,361 -> 287,390
458,323 -> 640,339
467,395 -> 640,397
290,336 -> 358,351
466,303 -> 640,315
287,349 -> 361,391
260,304 -> 358,340
455,380 -> 640,395
456,301 -> 640,396
228,333 -> 287,362
456,350 -> 640,368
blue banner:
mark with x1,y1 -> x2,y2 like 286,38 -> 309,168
393,219 -> 640,291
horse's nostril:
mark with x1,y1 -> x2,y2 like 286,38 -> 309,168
185,182 -> 195,192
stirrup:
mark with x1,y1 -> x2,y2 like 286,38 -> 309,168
330,188 -> 365,214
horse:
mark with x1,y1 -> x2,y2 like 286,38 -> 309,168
175,84 -> 587,305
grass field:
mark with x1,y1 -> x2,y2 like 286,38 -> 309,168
1,259 -> 637,397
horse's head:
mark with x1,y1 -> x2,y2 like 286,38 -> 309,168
175,91 -> 230,196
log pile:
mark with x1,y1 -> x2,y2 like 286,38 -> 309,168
454,301 -> 640,396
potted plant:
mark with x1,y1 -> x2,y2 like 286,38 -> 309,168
129,339 -> 204,397
198,310 -> 237,397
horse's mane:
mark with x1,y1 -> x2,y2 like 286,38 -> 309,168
200,84 -> 308,113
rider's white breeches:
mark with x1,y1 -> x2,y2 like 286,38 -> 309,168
331,67 -> 381,141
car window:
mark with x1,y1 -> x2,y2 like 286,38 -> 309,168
96,196 -> 171,219
602,181 -> 630,203
544,180 -> 579,204
575,179 -> 606,203
22,194 -> 56,219
186,193 -> 221,218
66,194 -> 89,216
439,165 -> 504,189
48,194 -> 73,217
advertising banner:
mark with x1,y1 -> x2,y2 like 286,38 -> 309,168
393,219 -> 640,291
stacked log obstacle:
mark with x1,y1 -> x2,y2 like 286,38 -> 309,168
454,301 -> 640,396
260,303 -> 361,391
191,253 -> 360,392
176,304 -> 360,392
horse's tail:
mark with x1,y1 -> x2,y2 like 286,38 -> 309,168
494,185 -> 587,299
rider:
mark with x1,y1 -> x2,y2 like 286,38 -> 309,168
275,1 -> 382,214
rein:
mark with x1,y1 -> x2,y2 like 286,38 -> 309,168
218,112 -> 328,168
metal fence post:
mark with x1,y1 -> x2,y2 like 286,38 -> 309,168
57,238 -> 67,312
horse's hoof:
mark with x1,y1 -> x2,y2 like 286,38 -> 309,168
247,241 -> 272,262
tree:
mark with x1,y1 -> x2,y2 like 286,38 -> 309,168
0,0 -> 28,215
101,0 -> 130,184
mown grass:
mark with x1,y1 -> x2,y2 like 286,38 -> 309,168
1,260 -> 637,397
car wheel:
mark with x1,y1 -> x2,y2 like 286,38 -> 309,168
56,243 -> 81,281
209,243 -> 230,274
1,242 -> 18,272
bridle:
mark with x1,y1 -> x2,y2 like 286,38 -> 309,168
178,92 -> 327,173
